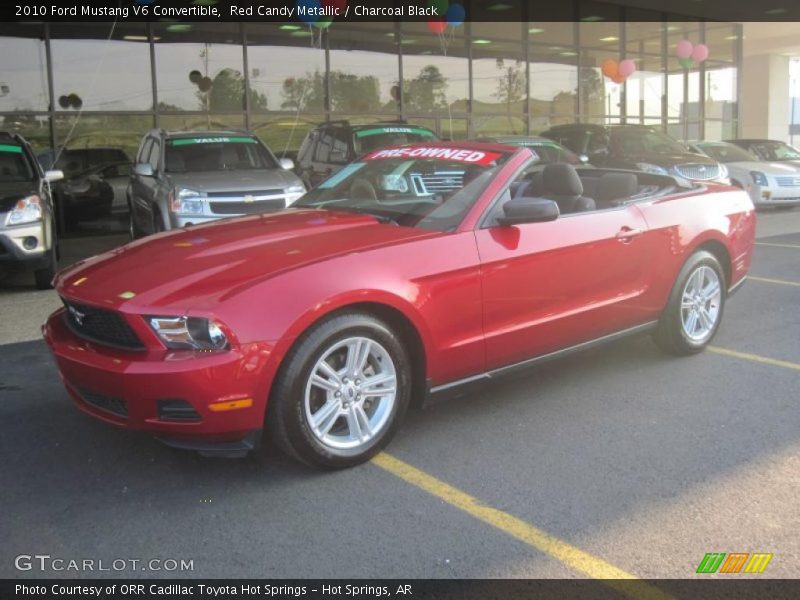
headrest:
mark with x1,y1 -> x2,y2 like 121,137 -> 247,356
542,163 -> 583,197
596,172 -> 638,203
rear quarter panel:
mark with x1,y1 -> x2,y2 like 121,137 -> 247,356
635,184 -> 756,311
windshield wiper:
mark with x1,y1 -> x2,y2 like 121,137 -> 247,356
325,206 -> 399,225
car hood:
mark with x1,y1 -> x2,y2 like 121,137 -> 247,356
166,169 -> 303,193
55,209 -> 436,312
631,152 -> 718,167
725,161 -> 800,175
0,182 -> 39,212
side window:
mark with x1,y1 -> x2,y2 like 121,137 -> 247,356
315,129 -> 333,163
297,132 -> 316,164
147,140 -> 161,172
587,132 -> 608,155
331,128 -> 350,162
138,139 -> 153,166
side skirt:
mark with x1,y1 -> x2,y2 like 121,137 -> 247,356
425,321 -> 659,403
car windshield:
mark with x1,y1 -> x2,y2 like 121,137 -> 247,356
0,144 -> 35,182
610,129 -> 688,155
295,146 -> 511,232
165,136 -> 277,172
352,126 -> 438,155
696,143 -> 758,163
750,141 -> 800,161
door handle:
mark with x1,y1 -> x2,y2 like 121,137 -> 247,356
615,226 -> 643,242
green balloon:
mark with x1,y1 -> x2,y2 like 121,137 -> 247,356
313,16 -> 333,29
679,57 -> 695,69
429,0 -> 449,19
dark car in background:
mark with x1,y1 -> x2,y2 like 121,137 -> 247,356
476,135 -> 589,166
295,121 -> 438,188
0,132 -> 63,288
540,124 -> 728,184
38,146 -> 132,232
726,138 -> 800,168
129,130 -> 306,237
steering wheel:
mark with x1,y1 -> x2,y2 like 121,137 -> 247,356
349,178 -> 378,202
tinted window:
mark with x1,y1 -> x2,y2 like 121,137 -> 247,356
352,126 -> 437,155
750,141 -> 800,161
609,129 -> 687,155
164,137 -> 278,173
0,144 -> 35,182
696,143 -> 757,163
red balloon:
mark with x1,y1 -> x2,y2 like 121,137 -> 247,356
601,59 -> 618,79
427,19 -> 447,34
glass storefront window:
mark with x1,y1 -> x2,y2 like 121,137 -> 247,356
153,23 -> 244,112
471,30 -> 525,136
529,46 -> 579,132
329,23 -> 400,116
0,24 -> 48,112
401,23 -> 468,140
51,23 -> 152,112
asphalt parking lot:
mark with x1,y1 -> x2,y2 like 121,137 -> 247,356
1,211 -> 798,582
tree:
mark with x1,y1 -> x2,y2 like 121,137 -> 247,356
494,59 -> 526,132
203,68 -> 268,112
281,70 -> 325,112
403,65 -> 449,114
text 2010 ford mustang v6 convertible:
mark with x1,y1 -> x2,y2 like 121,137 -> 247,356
44,142 -> 756,469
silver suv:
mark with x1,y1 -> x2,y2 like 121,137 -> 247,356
128,130 -> 306,237
0,132 -> 63,289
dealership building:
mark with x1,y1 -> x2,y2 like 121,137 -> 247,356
0,3 -> 795,164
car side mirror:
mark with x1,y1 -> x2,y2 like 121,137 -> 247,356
279,158 -> 295,170
134,163 -> 154,177
44,170 -> 64,183
497,197 -> 560,226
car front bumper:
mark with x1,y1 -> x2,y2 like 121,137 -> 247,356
0,219 -> 49,267
43,307 -> 277,454
749,185 -> 800,206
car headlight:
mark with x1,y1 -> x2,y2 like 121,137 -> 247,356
750,171 -> 768,186
148,316 -> 229,351
284,183 -> 306,206
169,188 -> 207,215
635,163 -> 669,175
6,195 -> 42,226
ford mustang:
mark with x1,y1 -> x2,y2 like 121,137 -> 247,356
43,142 -> 756,469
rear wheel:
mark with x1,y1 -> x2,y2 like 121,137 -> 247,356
653,250 -> 725,355
267,312 -> 411,469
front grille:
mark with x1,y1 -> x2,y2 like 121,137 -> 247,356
205,189 -> 283,198
210,199 -> 285,215
674,163 -> 721,181
410,171 -> 465,194
776,176 -> 800,187
62,300 -> 144,350
77,386 -> 128,418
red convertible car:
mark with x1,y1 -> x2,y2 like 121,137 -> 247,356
43,142 -> 756,469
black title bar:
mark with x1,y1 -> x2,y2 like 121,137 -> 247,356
4,0 -> 800,23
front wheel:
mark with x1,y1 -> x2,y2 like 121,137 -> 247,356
268,312 -> 411,469
653,250 -> 726,355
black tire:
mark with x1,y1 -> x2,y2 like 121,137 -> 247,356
653,250 -> 726,355
128,198 -> 139,240
267,312 -> 411,469
33,234 -> 57,290
152,207 -> 165,234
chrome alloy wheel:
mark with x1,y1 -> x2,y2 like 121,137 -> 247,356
304,336 -> 397,451
680,265 -> 722,342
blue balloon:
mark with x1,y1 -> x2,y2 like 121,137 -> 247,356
446,3 -> 465,25
296,0 -> 321,23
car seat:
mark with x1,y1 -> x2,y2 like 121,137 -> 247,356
540,163 -> 595,213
